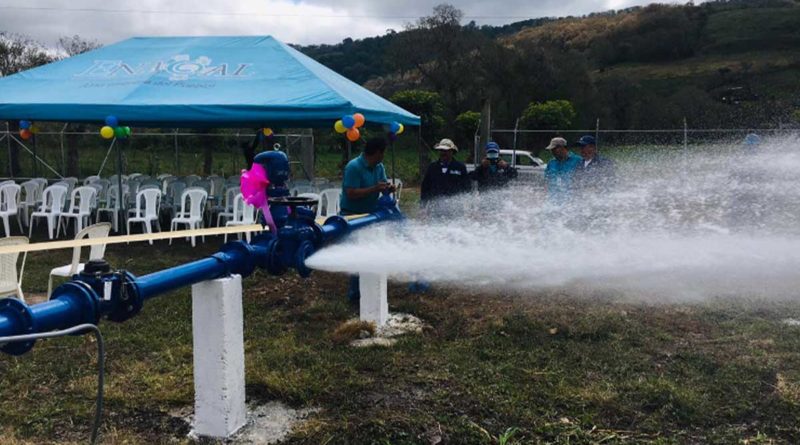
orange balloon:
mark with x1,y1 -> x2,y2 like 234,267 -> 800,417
19,129 -> 32,140
353,113 -> 365,128
346,128 -> 360,142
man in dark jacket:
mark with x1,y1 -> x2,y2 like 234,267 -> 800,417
470,142 -> 517,191
420,138 -> 471,207
575,135 -> 615,192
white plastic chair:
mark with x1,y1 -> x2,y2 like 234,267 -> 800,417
29,185 -> 68,239
0,236 -> 28,302
18,180 -> 41,227
225,193 -> 257,242
317,188 -> 341,218
214,186 -> 240,227
96,184 -> 128,232
0,184 -> 23,237
47,223 -> 111,297
83,175 -> 101,185
183,175 -> 201,187
163,180 -> 187,218
58,186 -> 97,238
290,185 -> 316,196
127,188 -> 162,245
170,188 -> 207,247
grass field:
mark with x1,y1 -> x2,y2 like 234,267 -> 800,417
1,192 -> 800,444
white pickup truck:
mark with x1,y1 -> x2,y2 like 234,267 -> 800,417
466,149 -> 547,181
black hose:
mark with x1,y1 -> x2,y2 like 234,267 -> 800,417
0,323 -> 105,445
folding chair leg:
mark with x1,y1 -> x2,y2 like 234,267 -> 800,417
47,275 -> 53,298
16,214 -> 23,234
145,220 -> 153,245
1,216 -> 9,237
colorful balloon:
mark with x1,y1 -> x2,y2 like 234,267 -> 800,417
19,120 -> 31,130
389,121 -> 401,133
334,120 -> 347,134
397,123 -> 405,135
100,126 -> 115,139
342,115 -> 356,129
19,129 -> 32,140
353,113 -> 365,128
114,126 -> 126,139
346,128 -> 360,142
105,115 -> 119,127
262,127 -> 274,137
123,126 -> 132,137
29,125 -> 40,134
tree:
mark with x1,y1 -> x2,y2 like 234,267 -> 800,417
454,111 -> 480,151
521,100 -> 577,130
391,4 -> 487,127
57,35 -> 101,58
0,32 -> 53,176
389,90 -> 445,177
0,32 -> 52,77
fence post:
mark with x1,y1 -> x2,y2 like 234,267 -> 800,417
174,129 -> 180,175
5,122 -> 11,178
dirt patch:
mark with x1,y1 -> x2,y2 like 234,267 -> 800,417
186,402 -> 318,444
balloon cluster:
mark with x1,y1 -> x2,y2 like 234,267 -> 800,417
386,121 -> 405,141
334,113 -> 365,142
18,120 -> 38,141
100,115 -> 131,140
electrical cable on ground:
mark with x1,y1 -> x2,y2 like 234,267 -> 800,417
0,323 -> 105,445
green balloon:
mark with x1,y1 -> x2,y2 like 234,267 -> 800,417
114,126 -> 126,138
123,126 -> 132,136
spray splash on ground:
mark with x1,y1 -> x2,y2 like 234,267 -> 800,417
306,135 -> 800,300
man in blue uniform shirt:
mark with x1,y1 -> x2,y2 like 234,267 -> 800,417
340,137 -> 394,302
544,137 -> 582,203
340,137 -> 394,215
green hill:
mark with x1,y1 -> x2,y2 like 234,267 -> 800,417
297,0 -> 800,131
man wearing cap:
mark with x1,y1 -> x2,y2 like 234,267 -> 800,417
470,141 -> 518,191
575,135 -> 615,192
544,137 -> 582,202
421,139 -> 471,209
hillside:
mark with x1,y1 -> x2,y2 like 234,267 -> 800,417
298,0 -> 800,133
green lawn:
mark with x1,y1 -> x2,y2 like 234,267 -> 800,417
1,221 -> 800,444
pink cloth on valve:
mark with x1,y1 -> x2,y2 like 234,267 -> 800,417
240,163 -> 278,233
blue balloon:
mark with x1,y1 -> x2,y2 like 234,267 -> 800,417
19,120 -> 31,129
105,115 -> 119,127
342,115 -> 356,129
390,121 -> 401,133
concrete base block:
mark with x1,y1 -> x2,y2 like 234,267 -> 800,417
191,274 -> 247,439
359,272 -> 389,326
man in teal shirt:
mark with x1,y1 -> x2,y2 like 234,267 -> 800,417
340,137 -> 394,302
340,137 -> 394,214
544,137 -> 582,203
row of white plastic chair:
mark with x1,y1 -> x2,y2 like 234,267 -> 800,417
0,222 -> 111,303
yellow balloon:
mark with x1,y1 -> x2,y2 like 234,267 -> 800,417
30,125 -> 40,134
100,126 -> 114,139
397,123 -> 405,135
262,128 -> 273,137
334,120 -> 347,134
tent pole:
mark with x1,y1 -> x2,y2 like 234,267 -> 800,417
60,123 -> 68,176
32,133 -> 39,178
390,138 -> 396,184
5,122 -> 11,178
174,129 -> 179,174
117,137 -> 125,233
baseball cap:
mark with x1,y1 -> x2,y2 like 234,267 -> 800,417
545,137 -> 567,150
485,141 -> 500,153
434,138 -> 458,152
577,135 -> 596,146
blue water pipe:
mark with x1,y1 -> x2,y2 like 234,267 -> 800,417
0,150 -> 403,355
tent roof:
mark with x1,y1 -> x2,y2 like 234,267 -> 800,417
0,36 -> 419,128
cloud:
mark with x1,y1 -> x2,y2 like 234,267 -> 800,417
0,0 -> 696,48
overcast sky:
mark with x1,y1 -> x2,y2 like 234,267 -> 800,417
0,0 -> 691,47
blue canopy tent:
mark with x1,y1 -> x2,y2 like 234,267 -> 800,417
0,36 -> 418,232
0,36 -> 419,127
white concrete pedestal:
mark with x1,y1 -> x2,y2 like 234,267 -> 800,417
359,272 -> 389,326
191,274 -> 247,438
